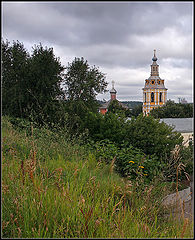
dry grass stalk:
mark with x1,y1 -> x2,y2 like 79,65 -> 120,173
110,156 -> 116,174
176,162 -> 186,220
180,218 -> 189,238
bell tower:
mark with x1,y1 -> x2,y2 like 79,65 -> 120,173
142,50 -> 168,116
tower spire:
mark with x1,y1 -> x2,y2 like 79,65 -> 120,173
112,80 -> 115,89
152,49 -> 157,61
110,80 -> 117,100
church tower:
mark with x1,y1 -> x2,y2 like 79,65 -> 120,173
142,50 -> 168,116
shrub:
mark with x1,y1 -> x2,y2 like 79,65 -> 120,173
124,114 -> 183,161
94,140 -> 165,183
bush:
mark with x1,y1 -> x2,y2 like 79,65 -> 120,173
179,144 -> 193,179
124,114 -> 183,160
94,140 -> 165,183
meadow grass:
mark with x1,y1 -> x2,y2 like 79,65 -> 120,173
2,116 -> 193,238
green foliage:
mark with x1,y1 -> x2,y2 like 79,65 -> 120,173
63,57 -> 108,133
26,43 -> 66,125
94,140 -> 165,183
85,112 -> 127,143
93,139 -> 118,164
64,57 -> 107,111
130,104 -> 143,117
107,100 -> 142,117
85,113 -> 184,180
108,99 -> 131,116
124,114 -> 183,160
179,144 -> 193,178
2,39 -> 30,118
2,116 -> 193,238
2,39 -> 66,127
150,100 -> 193,118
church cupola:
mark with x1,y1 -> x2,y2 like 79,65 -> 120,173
152,49 -> 158,61
110,80 -> 117,100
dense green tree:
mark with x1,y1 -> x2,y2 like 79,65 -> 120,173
26,43 -> 65,125
2,39 -> 30,117
108,99 -> 131,117
121,101 -> 142,109
130,104 -> 143,117
64,57 -> 108,133
150,100 -> 193,118
85,111 -> 127,143
2,39 -> 66,126
64,57 -> 107,111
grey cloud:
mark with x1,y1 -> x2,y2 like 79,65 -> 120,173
3,2 -> 192,47
2,1 -> 193,102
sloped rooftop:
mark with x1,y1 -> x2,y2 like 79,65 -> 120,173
126,117 -> 193,133
159,118 -> 193,133
99,99 -> 128,110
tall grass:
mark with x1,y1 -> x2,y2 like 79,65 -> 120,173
2,116 -> 193,238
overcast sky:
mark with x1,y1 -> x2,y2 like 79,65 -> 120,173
2,1 -> 193,102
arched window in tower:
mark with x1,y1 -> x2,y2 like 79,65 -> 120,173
159,92 -> 162,102
151,92 -> 154,102
145,93 -> 146,102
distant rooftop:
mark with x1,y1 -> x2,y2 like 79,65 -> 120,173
99,99 -> 129,110
126,117 -> 193,133
159,118 -> 193,133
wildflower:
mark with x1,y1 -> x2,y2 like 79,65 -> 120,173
139,166 -> 144,168
129,161 -> 135,163
140,206 -> 146,211
144,173 -> 148,176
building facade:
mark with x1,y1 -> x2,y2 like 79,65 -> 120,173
142,50 -> 168,115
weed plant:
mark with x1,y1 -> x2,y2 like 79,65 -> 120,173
2,116 -> 193,238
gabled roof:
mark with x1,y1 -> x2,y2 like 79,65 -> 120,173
99,99 -> 129,110
99,100 -> 111,109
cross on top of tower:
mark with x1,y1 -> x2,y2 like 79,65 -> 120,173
152,49 -> 158,61
110,80 -> 117,94
112,80 -> 115,89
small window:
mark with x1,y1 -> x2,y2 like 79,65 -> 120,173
151,80 -> 155,84
158,80 -> 160,84
145,93 -> 146,103
151,92 -> 154,102
159,92 -> 162,102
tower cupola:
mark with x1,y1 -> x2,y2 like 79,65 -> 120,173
152,49 -> 158,61
110,80 -> 117,100
151,49 -> 159,76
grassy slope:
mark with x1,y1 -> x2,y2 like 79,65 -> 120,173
2,116 -> 193,238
